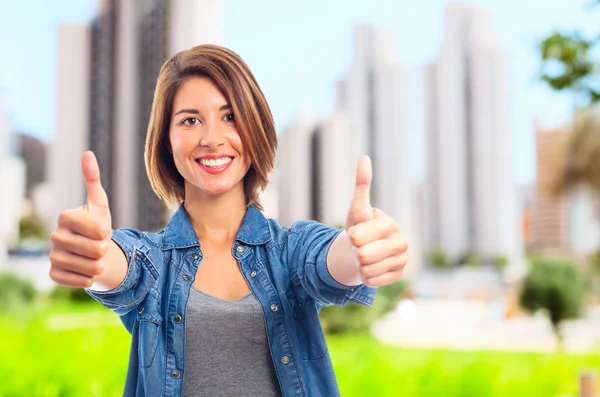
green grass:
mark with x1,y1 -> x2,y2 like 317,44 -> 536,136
1,302 -> 598,396
0,301 -> 130,397
328,334 -> 600,397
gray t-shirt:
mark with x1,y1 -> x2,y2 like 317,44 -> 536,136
181,286 -> 282,397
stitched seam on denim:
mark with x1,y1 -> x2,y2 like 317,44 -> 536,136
162,241 -> 200,250
301,346 -> 330,361
267,239 -> 284,252
347,284 -> 365,300
351,293 -> 374,305
140,233 -> 161,248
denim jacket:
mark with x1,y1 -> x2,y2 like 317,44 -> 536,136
86,204 -> 376,397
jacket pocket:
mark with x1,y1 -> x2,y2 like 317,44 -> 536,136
137,288 -> 163,368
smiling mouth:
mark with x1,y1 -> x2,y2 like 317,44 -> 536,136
195,157 -> 233,168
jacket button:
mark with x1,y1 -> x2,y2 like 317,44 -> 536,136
172,369 -> 181,378
236,246 -> 245,253
270,304 -> 278,312
183,274 -> 191,281
138,306 -> 144,314
191,252 -> 199,259
250,271 -> 257,278
174,315 -> 182,323
281,356 -> 290,364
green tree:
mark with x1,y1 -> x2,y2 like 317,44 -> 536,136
538,4 -> 600,252
0,273 -> 36,312
519,258 -> 585,347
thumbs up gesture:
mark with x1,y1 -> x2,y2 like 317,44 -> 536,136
345,156 -> 408,287
49,151 -> 113,288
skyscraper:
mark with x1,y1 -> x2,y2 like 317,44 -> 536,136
50,25 -> 90,227
531,118 -> 600,256
423,4 -> 522,264
531,123 -> 570,251
278,114 -> 317,227
51,0 -> 223,231
336,26 -> 410,236
89,0 -> 117,214
277,112 -> 356,228
0,96 -> 26,265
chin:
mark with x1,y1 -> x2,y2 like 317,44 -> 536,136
200,182 -> 236,197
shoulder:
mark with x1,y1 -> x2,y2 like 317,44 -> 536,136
265,218 -> 340,246
112,227 -> 165,253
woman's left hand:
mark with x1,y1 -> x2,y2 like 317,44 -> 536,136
345,156 -> 409,287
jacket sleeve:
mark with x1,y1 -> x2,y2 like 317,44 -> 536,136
285,220 -> 377,307
85,228 -> 162,316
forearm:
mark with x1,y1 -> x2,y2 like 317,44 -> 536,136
326,230 -> 363,287
88,239 -> 128,292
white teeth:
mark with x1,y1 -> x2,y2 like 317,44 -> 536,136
198,157 -> 232,168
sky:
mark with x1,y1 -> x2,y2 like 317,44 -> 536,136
0,0 -> 598,184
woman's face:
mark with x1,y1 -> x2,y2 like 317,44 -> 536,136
169,76 -> 251,201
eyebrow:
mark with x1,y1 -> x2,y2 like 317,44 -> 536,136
173,104 -> 231,117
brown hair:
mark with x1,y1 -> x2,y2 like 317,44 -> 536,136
145,44 -> 277,210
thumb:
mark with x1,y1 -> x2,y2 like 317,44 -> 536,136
82,151 -> 110,220
347,155 -> 373,227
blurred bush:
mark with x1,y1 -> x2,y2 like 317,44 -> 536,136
0,272 -> 37,312
519,258 -> 585,345
492,254 -> 509,270
427,248 -> 450,269
19,213 -> 48,240
456,251 -> 480,267
319,279 -> 410,334
50,285 -> 94,302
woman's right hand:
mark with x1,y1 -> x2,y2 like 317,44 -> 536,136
49,151 -> 113,289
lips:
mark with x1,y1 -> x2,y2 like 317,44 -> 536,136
194,156 -> 234,175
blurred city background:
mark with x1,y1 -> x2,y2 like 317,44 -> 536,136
1,0 -> 600,396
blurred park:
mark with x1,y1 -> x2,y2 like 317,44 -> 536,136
1,0 -> 600,396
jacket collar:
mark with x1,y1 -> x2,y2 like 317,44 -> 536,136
162,203 -> 271,250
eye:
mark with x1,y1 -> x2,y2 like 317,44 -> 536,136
223,113 -> 235,123
181,117 -> 200,126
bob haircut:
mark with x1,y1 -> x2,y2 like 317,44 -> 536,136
145,44 -> 277,210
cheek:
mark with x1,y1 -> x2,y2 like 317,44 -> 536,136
169,133 -> 189,159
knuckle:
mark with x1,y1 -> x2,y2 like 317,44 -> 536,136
49,251 -> 60,265
50,230 -> 67,246
48,267 -> 56,281
356,248 -> 369,264
98,224 -> 111,240
347,228 -> 360,246
93,222 -> 109,240
90,241 -> 105,259
57,212 -> 68,226
90,259 -> 104,276
400,235 -> 408,248
98,240 -> 109,256
49,267 -> 61,283
359,265 -> 371,279
49,231 -> 59,245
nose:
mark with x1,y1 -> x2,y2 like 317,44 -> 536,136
199,121 -> 225,149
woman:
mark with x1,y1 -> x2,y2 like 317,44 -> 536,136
49,44 -> 408,397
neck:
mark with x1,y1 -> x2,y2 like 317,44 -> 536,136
183,185 -> 247,244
